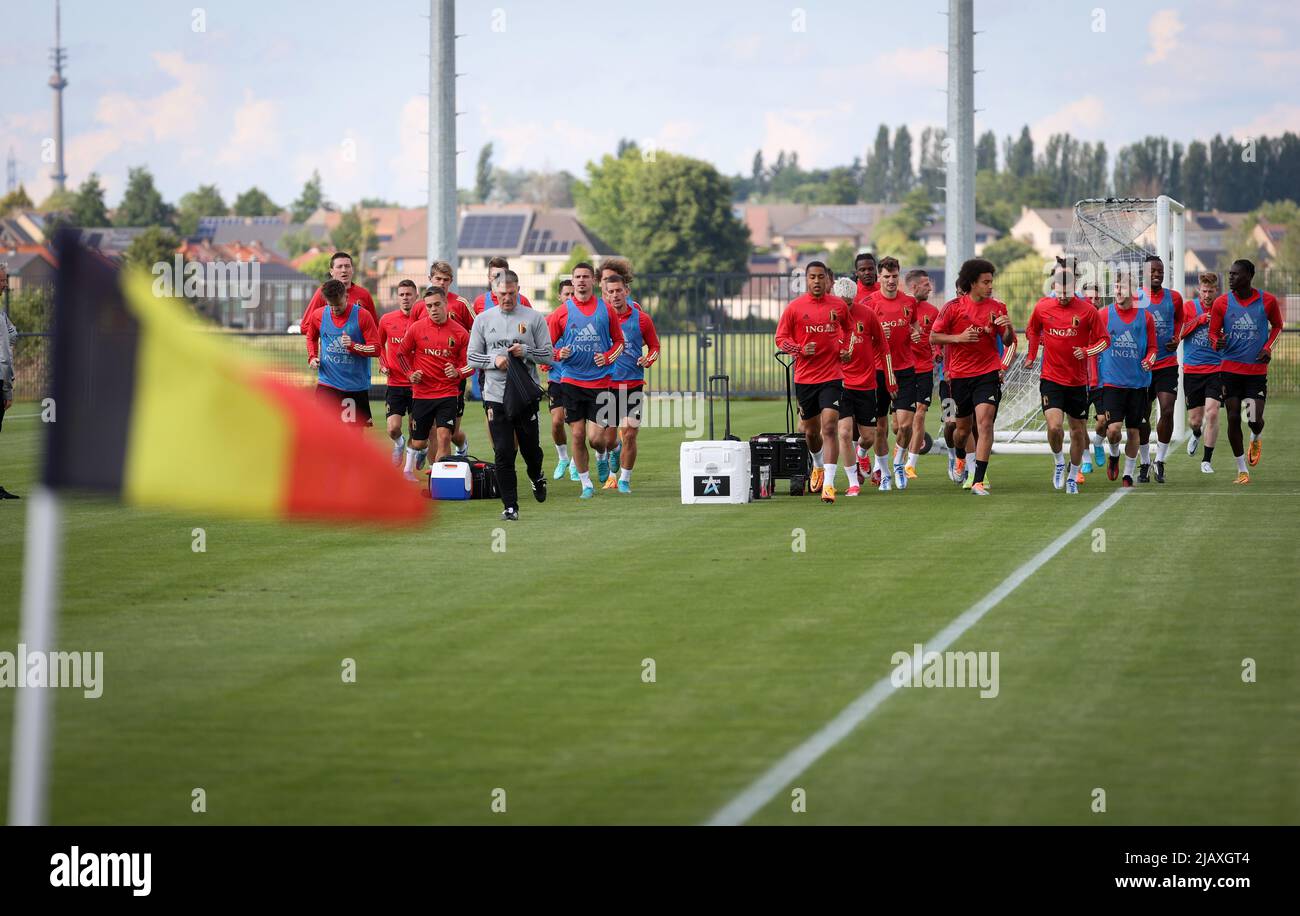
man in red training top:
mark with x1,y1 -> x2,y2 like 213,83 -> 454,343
377,279 -> 421,466
394,287 -> 474,480
775,261 -> 846,503
299,251 -> 377,329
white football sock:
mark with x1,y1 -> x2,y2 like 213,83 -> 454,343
1067,463 -> 1079,478
906,451 -> 920,468
825,464 -> 838,486
580,471 -> 593,487
1107,440 -> 1121,457
1052,449 -> 1064,465
556,444 -> 569,461
1124,456 -> 1136,477
1236,454 -> 1248,472
1092,432 -> 1105,446
812,448 -> 824,469
1156,441 -> 1169,462
1139,442 -> 1151,464
846,464 -> 860,486
394,434 -> 405,450
620,467 -> 632,483
404,447 -> 418,472
1250,430 -> 1260,442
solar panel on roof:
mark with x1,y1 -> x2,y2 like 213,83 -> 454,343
459,214 -> 527,250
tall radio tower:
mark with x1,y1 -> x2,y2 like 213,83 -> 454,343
49,0 -> 69,192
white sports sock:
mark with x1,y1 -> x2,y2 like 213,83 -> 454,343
876,455 -> 888,473
580,471 -> 593,487
1139,442 -> 1151,464
893,445 -> 902,464
825,464 -> 838,486
556,444 -> 569,461
620,467 -> 632,483
1156,441 -> 1169,462
394,434 -> 405,450
812,448 -> 824,469
1067,463 -> 1079,479
1107,440 -> 1121,457
1250,430 -> 1260,442
404,447 -> 418,473
906,451 -> 920,468
1052,449 -> 1064,465
846,464 -> 860,487
1236,454 -> 1248,472
1124,456 -> 1136,477
1091,432 -> 1105,446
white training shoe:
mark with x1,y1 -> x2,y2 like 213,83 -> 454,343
1052,462 -> 1066,490
1187,431 -> 1200,457
893,464 -> 907,490
878,469 -> 892,492
1201,461 -> 1214,474
947,454 -> 957,482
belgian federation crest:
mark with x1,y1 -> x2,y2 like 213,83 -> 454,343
518,322 -> 527,334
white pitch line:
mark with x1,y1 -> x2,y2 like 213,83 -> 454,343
704,489 -> 1130,827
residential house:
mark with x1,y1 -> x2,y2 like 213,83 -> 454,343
0,248 -> 57,294
916,220 -> 1001,259
1007,207 -> 1076,260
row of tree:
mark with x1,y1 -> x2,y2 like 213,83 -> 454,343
730,126 -> 1300,232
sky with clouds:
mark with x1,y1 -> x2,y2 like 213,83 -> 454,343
3,0 -> 1298,209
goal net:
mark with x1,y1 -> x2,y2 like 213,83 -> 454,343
992,196 -> 1186,453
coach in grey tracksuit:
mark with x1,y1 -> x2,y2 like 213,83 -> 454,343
467,269 -> 555,519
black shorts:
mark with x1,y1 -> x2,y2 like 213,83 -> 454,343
1103,386 -> 1148,429
1221,371 -> 1267,403
913,370 -> 934,407
564,383 -> 613,426
456,382 -> 466,419
1040,380 -> 1089,420
795,380 -> 843,420
547,381 -> 568,413
315,385 -> 372,425
1089,386 -> 1105,417
876,367 -> 916,415
607,383 -> 645,425
949,371 -> 1001,419
1183,372 -> 1223,409
840,387 -> 878,426
0,397 -> 6,432
1148,364 -> 1179,400
938,379 -> 951,416
411,396 -> 459,440
385,385 -> 413,418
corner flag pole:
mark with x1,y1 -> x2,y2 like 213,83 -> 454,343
7,484 -> 64,825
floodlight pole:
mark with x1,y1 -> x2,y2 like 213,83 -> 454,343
944,0 -> 975,295
427,0 -> 458,270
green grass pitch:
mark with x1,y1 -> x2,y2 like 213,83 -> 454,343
0,398 -> 1297,824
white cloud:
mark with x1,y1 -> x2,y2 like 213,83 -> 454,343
388,95 -> 429,203
1145,9 -> 1184,64
1231,103 -> 1300,140
1030,96 -> 1107,146
217,91 -> 279,166
759,106 -> 852,169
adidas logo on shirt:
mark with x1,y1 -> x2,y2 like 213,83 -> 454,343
1231,313 -> 1258,333
1112,330 -> 1136,348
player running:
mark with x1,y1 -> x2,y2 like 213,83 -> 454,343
929,258 -> 1017,496
473,256 -> 533,314
903,269 -> 938,479
303,278 -> 381,427
1098,269 -> 1157,487
838,281 -> 894,496
865,257 -> 919,492
776,261 -> 846,503
299,251 -> 377,329
378,279 -> 421,466
1180,272 -> 1224,473
394,287 -> 474,480
424,261 -> 475,458
1079,280 -> 1107,475
1024,267 -> 1110,494
549,262 -> 625,499
601,271 -> 659,492
1136,255 -> 1187,483
546,278 -> 577,480
1209,258 -> 1283,484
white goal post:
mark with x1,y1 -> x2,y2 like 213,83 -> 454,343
992,195 -> 1187,454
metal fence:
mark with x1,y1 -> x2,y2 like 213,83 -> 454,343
8,269 -> 1300,400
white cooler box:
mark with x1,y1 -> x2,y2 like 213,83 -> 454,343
680,441 -> 751,504
428,460 -> 473,500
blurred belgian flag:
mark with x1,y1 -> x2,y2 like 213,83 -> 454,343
42,232 -> 427,524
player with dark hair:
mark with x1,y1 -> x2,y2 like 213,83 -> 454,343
776,261 -> 846,503
864,256 -> 919,491
1180,271 -> 1223,472
838,282 -> 893,495
1079,280 -> 1107,476
1209,258 -> 1284,484
1098,269 -> 1157,487
929,258 -> 1016,496
394,288 -> 473,480
304,278 -> 381,427
378,278 -> 421,466
1025,267 -> 1110,493
472,256 -> 533,315
903,268 -> 937,479
854,252 -> 879,303
1136,254 -> 1187,483
425,260 -> 475,457
298,251 -> 377,328
601,272 -> 659,492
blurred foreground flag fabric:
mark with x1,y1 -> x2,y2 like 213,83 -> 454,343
42,233 -> 428,525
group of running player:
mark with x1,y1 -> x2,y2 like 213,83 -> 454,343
300,250 -> 660,519
776,251 -> 1282,502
